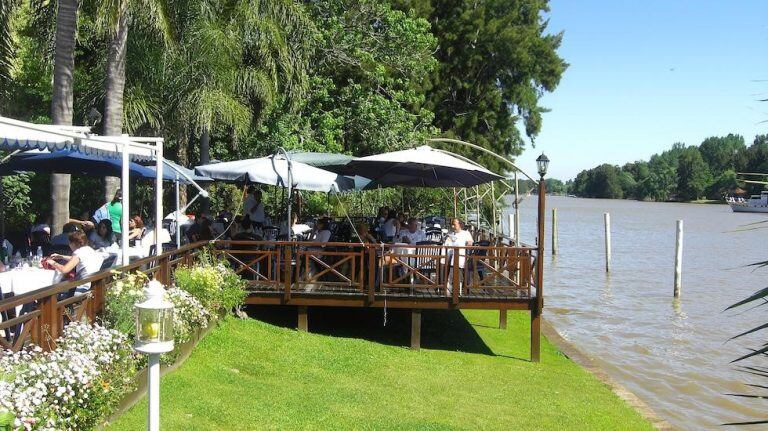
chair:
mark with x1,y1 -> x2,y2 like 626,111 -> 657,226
414,241 -> 442,287
425,228 -> 443,243
230,233 -> 264,279
100,254 -> 117,271
467,240 -> 490,283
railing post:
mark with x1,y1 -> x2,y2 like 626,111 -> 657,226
452,248 -> 460,305
91,278 -> 106,319
367,246 -> 375,304
38,295 -> 58,351
283,246 -> 292,302
161,255 -> 171,285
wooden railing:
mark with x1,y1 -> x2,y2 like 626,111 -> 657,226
0,238 -> 538,355
213,240 -> 537,303
0,242 -> 206,354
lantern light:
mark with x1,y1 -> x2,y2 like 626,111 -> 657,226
134,278 -> 174,431
134,279 -> 175,354
535,153 -> 550,178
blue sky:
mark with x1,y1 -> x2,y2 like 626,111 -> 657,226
514,0 -> 768,181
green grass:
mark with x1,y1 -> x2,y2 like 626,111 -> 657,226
107,308 -> 653,430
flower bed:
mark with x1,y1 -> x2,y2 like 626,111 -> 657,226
0,249 -> 247,430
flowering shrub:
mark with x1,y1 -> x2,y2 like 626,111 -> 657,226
0,253 -> 247,430
0,323 -> 136,431
173,250 -> 247,314
104,272 -> 210,364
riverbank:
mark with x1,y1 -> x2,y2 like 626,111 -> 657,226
106,310 -> 653,430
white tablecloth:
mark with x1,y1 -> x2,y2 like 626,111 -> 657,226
0,268 -> 60,296
0,268 -> 61,317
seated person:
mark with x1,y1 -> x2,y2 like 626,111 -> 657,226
89,219 -> 115,249
398,218 -> 427,244
45,231 -> 104,295
382,210 -> 399,239
229,214 -> 254,238
51,223 -> 81,246
355,222 -> 378,244
30,213 -> 52,243
308,219 -> 332,243
280,214 -> 312,238
128,215 -> 146,246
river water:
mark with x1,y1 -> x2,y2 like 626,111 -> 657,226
505,195 -> 767,430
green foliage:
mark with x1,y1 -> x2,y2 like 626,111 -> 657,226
173,248 -> 247,314
675,146 -> 711,200
572,135 -> 767,201
571,164 -> 624,199
397,0 -> 567,172
1,173 -> 33,229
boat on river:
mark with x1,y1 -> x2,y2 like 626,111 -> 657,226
727,191 -> 768,213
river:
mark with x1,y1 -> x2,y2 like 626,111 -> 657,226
505,195 -> 767,430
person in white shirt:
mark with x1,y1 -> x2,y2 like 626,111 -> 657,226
309,219 -> 332,243
46,231 -> 105,295
399,218 -> 427,244
382,211 -> 399,239
444,218 -> 473,296
244,189 -> 266,227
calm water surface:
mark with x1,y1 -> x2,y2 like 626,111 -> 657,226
506,196 -> 767,430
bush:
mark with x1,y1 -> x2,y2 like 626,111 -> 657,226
0,323 -> 137,430
104,271 -> 211,364
173,249 -> 247,314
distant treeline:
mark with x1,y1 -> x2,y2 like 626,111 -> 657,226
566,134 -> 768,201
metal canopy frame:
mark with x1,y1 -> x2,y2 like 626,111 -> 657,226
0,116 -> 165,265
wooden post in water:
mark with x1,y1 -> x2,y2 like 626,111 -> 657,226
604,213 -> 611,272
674,220 -> 683,298
552,208 -> 558,256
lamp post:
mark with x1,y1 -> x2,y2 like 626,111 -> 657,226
134,279 -> 175,431
532,153 -> 549,363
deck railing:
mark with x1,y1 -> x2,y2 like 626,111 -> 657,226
213,240 -> 536,303
0,239 -> 538,355
0,242 -> 205,354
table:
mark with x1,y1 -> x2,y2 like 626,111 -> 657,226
0,267 -> 61,318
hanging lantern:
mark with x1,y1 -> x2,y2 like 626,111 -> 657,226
134,279 -> 174,354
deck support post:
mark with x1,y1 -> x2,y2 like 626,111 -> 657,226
530,304 -> 541,362
297,306 -> 308,332
499,309 -> 507,330
411,309 -> 421,350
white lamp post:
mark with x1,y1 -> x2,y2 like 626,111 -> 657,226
134,279 -> 174,431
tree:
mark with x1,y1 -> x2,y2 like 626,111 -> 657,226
395,0 -> 567,172
50,0 -> 80,235
698,134 -> 745,177
0,0 -> 12,109
98,0 -> 174,201
676,146 -> 711,201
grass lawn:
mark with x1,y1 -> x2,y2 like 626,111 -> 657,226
107,308 -> 653,430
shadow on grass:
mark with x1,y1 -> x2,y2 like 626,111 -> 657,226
245,305 -> 497,356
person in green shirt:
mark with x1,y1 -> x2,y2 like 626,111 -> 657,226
107,190 -> 123,235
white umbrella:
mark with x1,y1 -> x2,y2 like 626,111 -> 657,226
342,145 -> 502,188
194,155 -> 354,192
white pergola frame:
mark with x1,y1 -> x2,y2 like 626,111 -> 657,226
0,116 -> 165,265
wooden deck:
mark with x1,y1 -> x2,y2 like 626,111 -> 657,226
215,240 -> 542,358
0,239 -> 544,361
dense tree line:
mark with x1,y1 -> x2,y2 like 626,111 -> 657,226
0,0 -> 565,231
570,134 -> 768,201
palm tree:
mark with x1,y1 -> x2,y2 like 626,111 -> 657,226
99,0 -> 174,201
50,0 -> 80,235
0,0 -> 13,110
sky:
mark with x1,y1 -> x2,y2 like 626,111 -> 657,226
514,0 -> 768,181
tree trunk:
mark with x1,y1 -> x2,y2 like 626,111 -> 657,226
177,134 -> 189,209
102,3 -> 128,202
199,130 -> 210,214
50,0 -> 79,235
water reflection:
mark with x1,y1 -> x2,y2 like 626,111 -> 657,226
507,196 -> 767,430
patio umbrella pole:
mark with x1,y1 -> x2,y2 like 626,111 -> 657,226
121,137 -> 130,266
175,179 -> 181,248
155,144 -> 163,256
